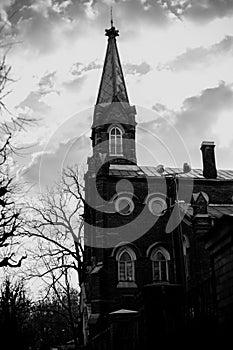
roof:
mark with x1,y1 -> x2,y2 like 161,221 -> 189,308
182,204 -> 233,219
208,205 -> 233,218
109,164 -> 233,180
96,25 -> 129,104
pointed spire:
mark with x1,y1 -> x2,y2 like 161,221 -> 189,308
96,19 -> 129,105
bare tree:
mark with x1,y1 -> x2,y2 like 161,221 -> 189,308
0,52 -> 34,267
25,166 -> 85,348
27,166 -> 84,281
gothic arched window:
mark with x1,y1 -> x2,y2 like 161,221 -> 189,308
151,247 -> 170,282
109,127 -> 123,156
116,248 -> 136,282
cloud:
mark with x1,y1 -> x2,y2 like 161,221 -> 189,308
159,35 -> 233,71
159,0 -> 233,23
4,0 -> 233,52
2,0 -> 233,176
124,62 -> 151,75
176,82 -> 233,136
17,91 -> 51,115
4,0 -> 173,52
174,82 -> 233,166
63,75 -> 86,92
70,61 -> 102,76
22,135 -> 90,189
182,0 -> 233,23
38,71 -> 57,90
15,70 -> 60,113
137,82 -> 233,168
3,0 -> 76,54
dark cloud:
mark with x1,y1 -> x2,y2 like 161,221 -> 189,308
4,0 -> 233,51
15,10 -> 62,53
158,35 -> 233,71
108,0 -> 169,27
124,62 -> 151,75
141,82 -> 233,168
2,0 -> 78,53
3,0 -> 175,53
159,0 -> 233,23
182,0 -> 233,23
151,83 -> 233,149
176,82 -> 233,136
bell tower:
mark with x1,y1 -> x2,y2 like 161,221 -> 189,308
88,20 -> 137,174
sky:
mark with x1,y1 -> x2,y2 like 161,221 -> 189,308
1,0 -> 233,191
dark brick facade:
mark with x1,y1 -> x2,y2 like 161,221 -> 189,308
84,156 -> 233,345
82,21 -> 233,348
205,216 -> 233,338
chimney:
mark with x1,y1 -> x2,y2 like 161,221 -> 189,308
200,141 -> 217,179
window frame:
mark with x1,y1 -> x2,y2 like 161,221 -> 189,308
109,126 -> 123,156
150,247 -> 170,282
116,247 -> 136,282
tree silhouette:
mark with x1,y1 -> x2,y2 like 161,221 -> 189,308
0,53 -> 33,267
0,277 -> 32,349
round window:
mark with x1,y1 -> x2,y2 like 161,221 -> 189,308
115,197 -> 134,215
148,197 -> 167,216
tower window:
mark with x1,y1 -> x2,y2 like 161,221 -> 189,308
109,127 -> 123,156
151,247 -> 170,282
116,247 -> 136,282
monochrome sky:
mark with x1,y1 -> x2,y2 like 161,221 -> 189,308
1,0 -> 233,190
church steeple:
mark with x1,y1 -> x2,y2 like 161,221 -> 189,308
88,21 -> 137,173
96,21 -> 129,104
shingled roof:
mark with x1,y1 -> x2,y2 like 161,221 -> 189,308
109,164 -> 233,180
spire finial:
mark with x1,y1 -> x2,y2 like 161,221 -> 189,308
110,5 -> 113,28
105,4 -> 119,38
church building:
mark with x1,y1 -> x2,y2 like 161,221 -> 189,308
82,20 -> 233,349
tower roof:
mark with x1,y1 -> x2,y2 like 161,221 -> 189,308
96,23 -> 129,105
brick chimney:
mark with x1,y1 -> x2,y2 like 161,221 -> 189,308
200,141 -> 217,179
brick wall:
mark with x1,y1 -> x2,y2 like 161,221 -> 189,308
84,170 -> 233,337
205,216 -> 233,336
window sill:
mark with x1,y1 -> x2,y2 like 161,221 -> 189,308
152,281 -> 170,285
109,154 -> 124,157
117,281 -> 137,288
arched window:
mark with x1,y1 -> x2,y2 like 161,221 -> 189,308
116,248 -> 136,282
109,127 -> 123,156
151,247 -> 170,282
